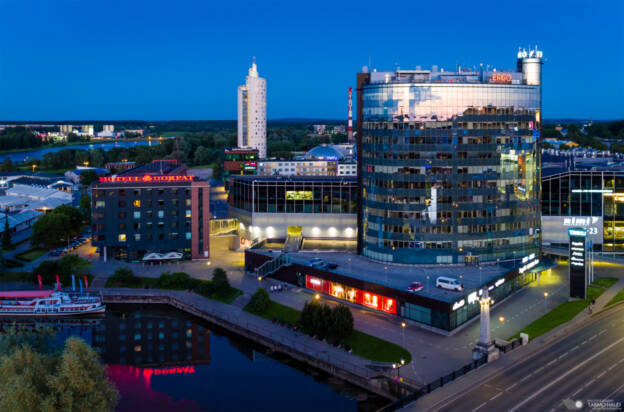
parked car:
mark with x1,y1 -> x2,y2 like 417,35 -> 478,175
406,282 -> 424,292
436,276 -> 463,292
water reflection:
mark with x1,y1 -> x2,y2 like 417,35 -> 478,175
0,304 -> 389,411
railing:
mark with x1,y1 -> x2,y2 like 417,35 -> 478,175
256,253 -> 292,279
376,356 -> 488,412
494,337 -> 523,353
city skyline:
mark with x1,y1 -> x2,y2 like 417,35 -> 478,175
1,0 -> 623,121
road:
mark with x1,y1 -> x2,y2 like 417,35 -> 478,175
417,305 -> 624,411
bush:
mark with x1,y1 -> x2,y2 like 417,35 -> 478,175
157,271 -> 191,289
109,267 -> 135,284
195,280 -> 215,296
248,288 -> 270,313
212,268 -> 230,294
301,301 -> 354,342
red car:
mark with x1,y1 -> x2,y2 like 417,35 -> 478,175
406,282 -> 424,292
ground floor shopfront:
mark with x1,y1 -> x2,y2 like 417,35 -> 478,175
246,250 -> 543,333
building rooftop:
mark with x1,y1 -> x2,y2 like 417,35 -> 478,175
254,249 -> 528,303
119,160 -> 186,177
303,145 -> 344,161
230,175 -> 357,183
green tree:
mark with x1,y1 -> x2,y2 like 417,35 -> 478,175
109,267 -> 135,284
31,213 -> 71,248
212,161 -> 224,180
80,169 -> 100,186
80,194 -> 92,223
2,214 -> 11,249
193,145 -> 212,166
329,304 -> 354,342
212,268 -> 230,294
1,158 -> 14,172
248,287 -> 270,313
0,330 -> 118,412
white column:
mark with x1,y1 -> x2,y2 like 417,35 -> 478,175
479,289 -> 491,346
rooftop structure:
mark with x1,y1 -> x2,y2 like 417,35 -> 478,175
238,62 -> 267,158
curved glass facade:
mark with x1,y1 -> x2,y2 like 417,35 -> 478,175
359,81 -> 541,264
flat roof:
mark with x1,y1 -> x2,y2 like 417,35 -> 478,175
254,249 -> 520,303
231,175 -> 357,183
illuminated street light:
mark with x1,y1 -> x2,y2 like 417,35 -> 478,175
499,316 -> 505,323
544,292 -> 549,312
401,322 -> 406,328
257,276 -> 262,281
315,293 -> 320,300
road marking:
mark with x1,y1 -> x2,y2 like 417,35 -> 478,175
520,374 -> 532,382
589,334 -> 597,341
582,339 -> 588,345
584,378 -> 596,388
508,334 -> 624,412
596,370 -> 607,379
489,392 -> 502,401
572,386 -> 584,397
570,345 -> 579,351
506,383 -> 518,391
608,364 -> 617,371
534,366 -> 544,373
472,400 -> 489,411
599,329 -> 607,335
546,359 -> 557,366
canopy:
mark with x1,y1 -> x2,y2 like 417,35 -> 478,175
0,290 -> 54,299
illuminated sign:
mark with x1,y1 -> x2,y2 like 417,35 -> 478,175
286,191 -> 313,201
142,366 -> 196,377
490,73 -> 512,84
452,299 -> 465,311
468,291 -> 478,304
99,175 -> 194,183
495,278 -> 505,287
569,227 -> 587,299
519,258 -> 539,274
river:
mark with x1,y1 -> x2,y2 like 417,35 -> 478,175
0,303 -> 390,411
0,140 -> 160,164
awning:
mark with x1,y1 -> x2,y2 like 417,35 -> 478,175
0,290 -> 54,299
528,257 -> 558,273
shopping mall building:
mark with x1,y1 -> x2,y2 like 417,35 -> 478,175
243,49 -> 553,333
542,170 -> 624,252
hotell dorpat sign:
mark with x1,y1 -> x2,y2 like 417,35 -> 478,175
490,73 -> 512,84
98,175 -> 195,183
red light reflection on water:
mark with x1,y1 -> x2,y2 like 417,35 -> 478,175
107,364 -> 200,410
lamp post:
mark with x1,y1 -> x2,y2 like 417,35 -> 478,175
401,321 -> 406,349
392,359 -> 406,378
384,266 -> 388,285
543,292 -> 549,313
32,164 -> 37,173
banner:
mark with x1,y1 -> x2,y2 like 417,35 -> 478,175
55,274 -> 61,291
37,274 -> 42,290
83,275 -> 89,291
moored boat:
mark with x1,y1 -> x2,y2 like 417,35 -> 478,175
0,290 -> 105,316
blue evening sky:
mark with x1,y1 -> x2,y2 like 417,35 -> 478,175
0,0 -> 622,121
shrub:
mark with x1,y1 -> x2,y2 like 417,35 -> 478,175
248,288 -> 270,313
330,304 -> 354,342
157,271 -> 191,289
301,300 -> 354,342
212,268 -> 230,294
195,280 -> 215,296
109,267 -> 135,284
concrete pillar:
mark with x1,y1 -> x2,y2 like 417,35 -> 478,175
473,289 -> 500,361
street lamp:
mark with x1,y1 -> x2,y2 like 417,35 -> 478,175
543,292 -> 549,312
499,316 -> 505,323
32,164 -> 37,173
401,321 -> 406,350
384,266 -> 388,285
315,293 -> 320,301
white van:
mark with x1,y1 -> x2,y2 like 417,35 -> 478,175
436,276 -> 463,292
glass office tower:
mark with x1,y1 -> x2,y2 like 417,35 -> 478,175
357,49 -> 543,264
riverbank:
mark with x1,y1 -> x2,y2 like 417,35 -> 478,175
101,288 -> 414,400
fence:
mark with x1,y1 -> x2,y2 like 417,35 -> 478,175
376,356 -> 488,412
495,337 -> 523,353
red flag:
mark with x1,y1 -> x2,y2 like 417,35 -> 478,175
55,274 -> 60,291
37,274 -> 42,290
83,275 -> 89,291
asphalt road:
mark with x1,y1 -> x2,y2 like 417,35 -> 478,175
424,305 -> 624,412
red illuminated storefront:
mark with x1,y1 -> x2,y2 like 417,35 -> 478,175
305,275 -> 396,314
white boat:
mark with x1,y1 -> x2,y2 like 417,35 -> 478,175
0,290 -> 105,317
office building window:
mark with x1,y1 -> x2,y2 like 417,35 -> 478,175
134,200 -> 141,207
118,234 -> 127,242
158,211 -> 164,218
133,211 -> 141,219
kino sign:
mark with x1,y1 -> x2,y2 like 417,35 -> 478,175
568,227 -> 588,299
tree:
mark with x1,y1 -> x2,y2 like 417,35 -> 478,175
2,214 -> 11,249
80,170 -> 100,186
329,305 -> 354,342
212,161 -> 224,180
31,213 -> 71,248
110,267 -> 135,284
212,268 -> 230,294
80,194 -> 92,223
0,329 -> 118,412
193,146 -> 212,166
248,288 -> 270,313
1,158 -> 14,172
33,254 -> 91,286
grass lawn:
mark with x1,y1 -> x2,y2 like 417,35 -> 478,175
592,277 -> 618,289
14,247 -> 49,262
0,271 -> 32,282
244,299 -> 412,364
4,259 -> 25,268
244,299 -> 302,324
199,287 -> 243,304
345,330 -> 412,364
510,278 -> 613,340
606,288 -> 624,308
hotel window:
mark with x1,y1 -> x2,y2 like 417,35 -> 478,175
118,234 -> 126,242
134,189 -> 141,196
146,222 -> 153,229
172,199 -> 179,206
134,200 -> 141,207
134,234 -> 141,241
158,332 -> 165,340
147,210 -> 153,218
171,189 -> 178,195
172,210 -> 178,216
133,222 -> 140,230
134,345 -> 142,352
119,223 -> 126,230
134,333 -> 141,340
158,210 -> 164,218
118,212 -> 126,218
158,199 -> 164,206
95,201 -> 105,208
158,189 -> 164,195
186,210 -> 191,218
185,199 -> 191,206
133,211 -> 140,219
118,200 -> 126,207
119,189 -> 126,196
186,232 -> 191,240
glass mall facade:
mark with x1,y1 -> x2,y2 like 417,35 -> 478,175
357,68 -> 542,264
542,171 -> 624,252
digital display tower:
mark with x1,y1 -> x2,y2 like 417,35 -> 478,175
568,227 -> 588,299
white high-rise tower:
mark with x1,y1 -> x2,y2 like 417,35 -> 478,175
237,61 -> 266,158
